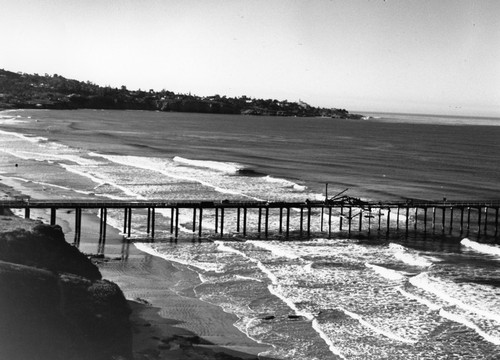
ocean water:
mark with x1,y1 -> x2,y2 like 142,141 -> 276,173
0,109 -> 499,359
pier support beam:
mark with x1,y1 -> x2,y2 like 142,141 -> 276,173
215,208 -> 219,234
243,207 -> 247,236
339,205 -> 344,231
477,207 -> 482,236
379,207 -> 382,232
279,207 -> 283,234
198,207 -> 203,237
432,207 -> 436,233
495,207 -> 499,237
99,208 -> 107,243
460,207 -> 464,235
484,207 -> 488,235
123,208 -> 128,234
442,207 -> 446,233
307,206 -> 311,238
424,207 -> 428,233
237,208 -> 241,233
348,207 -> 352,236
175,207 -> 179,238
192,208 -> 196,233
300,207 -> 304,235
220,207 -> 225,238
127,207 -> 132,238
328,207 -> 332,237
50,208 -> 56,225
286,207 -> 290,238
151,208 -> 155,239
396,206 -> 400,231
449,207 -> 454,235
359,208 -> 363,232
414,207 -> 418,231
147,208 -> 151,235
74,208 -> 81,244
258,208 -> 262,235
386,208 -> 391,236
466,207 -> 471,235
405,206 -> 409,235
170,208 -> 175,234
320,207 -> 324,232
265,207 -> 269,238
367,206 -> 372,235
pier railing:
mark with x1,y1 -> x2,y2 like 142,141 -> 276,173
2,198 -> 500,244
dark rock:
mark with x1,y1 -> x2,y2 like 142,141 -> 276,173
0,224 -> 101,280
0,261 -> 75,360
0,223 -> 133,360
0,260 -> 132,360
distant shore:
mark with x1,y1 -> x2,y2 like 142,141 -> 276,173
0,68 -> 362,119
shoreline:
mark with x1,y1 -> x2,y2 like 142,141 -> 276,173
0,179 -> 273,359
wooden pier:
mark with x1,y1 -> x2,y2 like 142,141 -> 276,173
2,198 -> 500,244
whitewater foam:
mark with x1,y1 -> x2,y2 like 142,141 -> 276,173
92,152 -> 265,201
440,309 -> 500,346
461,238 -> 500,257
214,241 -> 343,359
365,262 -> 406,281
338,307 -> 417,344
173,156 -> 244,173
410,273 -> 500,320
389,243 -> 434,267
247,240 -> 302,260
134,242 -> 224,272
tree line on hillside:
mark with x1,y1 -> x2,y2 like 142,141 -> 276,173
0,69 -> 362,118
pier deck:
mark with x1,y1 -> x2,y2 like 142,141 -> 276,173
2,198 -> 499,247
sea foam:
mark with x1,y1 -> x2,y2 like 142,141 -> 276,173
388,243 -> 434,267
410,272 -> 500,339
173,156 -> 244,173
364,262 -> 406,281
461,238 -> 500,257
338,307 -> 417,344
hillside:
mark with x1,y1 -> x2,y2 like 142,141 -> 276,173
0,69 -> 361,118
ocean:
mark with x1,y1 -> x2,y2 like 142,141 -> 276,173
0,109 -> 499,359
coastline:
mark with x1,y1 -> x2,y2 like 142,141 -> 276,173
0,179 -> 273,360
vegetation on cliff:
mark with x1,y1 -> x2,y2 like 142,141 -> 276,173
0,69 -> 362,118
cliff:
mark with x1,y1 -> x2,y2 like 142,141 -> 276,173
0,218 -> 132,360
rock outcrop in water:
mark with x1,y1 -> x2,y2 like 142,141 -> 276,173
0,222 -> 132,360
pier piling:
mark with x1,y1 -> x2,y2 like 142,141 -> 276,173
243,207 -> 247,236
175,207 -> 179,238
2,199 -> 499,245
198,207 -> 203,237
151,208 -> 155,238
50,208 -> 56,225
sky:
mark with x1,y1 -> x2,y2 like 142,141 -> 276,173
1,0 -> 499,116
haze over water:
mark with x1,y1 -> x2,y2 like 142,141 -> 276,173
1,109 -> 500,359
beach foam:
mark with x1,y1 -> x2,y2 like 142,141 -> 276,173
461,238 -> 500,257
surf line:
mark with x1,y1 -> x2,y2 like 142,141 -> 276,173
90,152 -> 266,202
214,241 -> 346,359
338,307 -> 417,344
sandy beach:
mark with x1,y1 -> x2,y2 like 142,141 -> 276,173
0,178 -> 273,360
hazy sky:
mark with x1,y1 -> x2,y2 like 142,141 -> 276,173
1,0 -> 499,116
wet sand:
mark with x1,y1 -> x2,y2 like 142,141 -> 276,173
0,178 -> 273,359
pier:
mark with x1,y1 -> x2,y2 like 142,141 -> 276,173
2,198 -> 500,246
